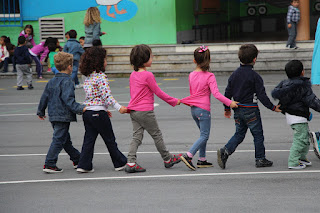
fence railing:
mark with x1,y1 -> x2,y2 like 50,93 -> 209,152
0,0 -> 22,27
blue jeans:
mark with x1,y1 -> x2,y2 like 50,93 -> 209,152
287,22 -> 297,48
30,55 -> 42,78
78,111 -> 127,170
189,107 -> 211,158
225,107 -> 265,159
71,60 -> 79,85
45,122 -> 80,167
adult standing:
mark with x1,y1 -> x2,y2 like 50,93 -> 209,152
311,18 -> 320,85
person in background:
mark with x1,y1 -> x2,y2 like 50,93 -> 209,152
79,36 -> 85,47
19,25 -> 36,48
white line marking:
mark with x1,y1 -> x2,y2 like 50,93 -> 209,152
1,170 -> 320,185
0,150 -> 309,157
0,101 -> 130,106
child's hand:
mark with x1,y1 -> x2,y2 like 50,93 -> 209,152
107,110 -> 112,118
224,111 -> 231,118
38,115 -> 46,120
176,99 -> 181,105
102,32 -> 107,35
83,107 -> 86,113
275,105 -> 282,112
119,106 -> 127,114
229,101 -> 239,108
288,24 -> 292,28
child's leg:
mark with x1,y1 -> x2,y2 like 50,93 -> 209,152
287,22 -> 297,48
289,123 -> 309,167
127,111 -> 145,163
20,64 -> 32,86
78,111 -> 99,170
16,65 -> 24,87
92,111 -> 127,168
71,61 -> 79,85
31,55 -> 42,78
189,107 -> 211,158
45,122 -> 71,167
63,131 -> 81,164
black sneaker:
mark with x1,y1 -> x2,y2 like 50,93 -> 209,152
197,160 -> 213,168
28,84 -> 34,89
43,165 -> 63,173
256,158 -> 273,168
180,154 -> 196,171
164,154 -> 182,168
217,148 -> 228,169
125,163 -> 146,173
17,86 -> 24,90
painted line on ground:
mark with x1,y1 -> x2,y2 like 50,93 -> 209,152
1,170 -> 320,185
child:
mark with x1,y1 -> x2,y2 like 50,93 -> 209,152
180,46 -> 238,171
19,25 -> 36,48
65,31 -> 70,41
14,36 -> 32,90
79,36 -> 85,47
83,7 -> 106,48
29,37 -> 55,79
37,52 -> 86,173
92,39 -> 102,47
47,43 -> 59,74
272,60 -> 320,169
63,29 -> 84,88
286,0 -> 300,49
0,36 -> 9,72
0,36 -> 16,73
125,44 -> 181,173
77,47 -> 127,173
217,44 -> 281,169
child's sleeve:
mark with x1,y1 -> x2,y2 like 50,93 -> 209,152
98,74 -> 122,111
255,74 -> 276,111
287,7 -> 293,23
40,46 -> 49,62
224,75 -> 234,110
61,80 -> 85,114
303,88 -> 320,112
37,84 -> 50,117
30,37 -> 36,47
63,43 -> 69,53
25,48 -> 32,64
208,74 -> 232,106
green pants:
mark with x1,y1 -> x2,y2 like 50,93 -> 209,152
288,123 -> 310,167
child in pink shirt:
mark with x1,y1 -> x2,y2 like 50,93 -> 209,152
180,46 -> 238,170
19,25 -> 36,48
125,44 -> 182,173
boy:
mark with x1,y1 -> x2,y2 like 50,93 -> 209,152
14,36 -> 32,90
272,60 -> 320,169
217,44 -> 280,169
286,0 -> 300,49
37,52 -> 86,173
63,29 -> 84,88
79,36 -> 85,47
65,31 -> 70,41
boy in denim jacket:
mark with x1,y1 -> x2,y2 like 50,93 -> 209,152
37,52 -> 86,173
272,60 -> 320,169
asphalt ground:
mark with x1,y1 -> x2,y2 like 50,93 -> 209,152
1,73 -> 320,213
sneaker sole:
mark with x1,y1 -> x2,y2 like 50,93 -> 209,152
76,168 -> 94,173
180,156 -> 196,171
288,165 -> 306,169
197,165 -> 213,168
310,132 -> 320,159
43,169 -> 63,173
255,164 -> 273,168
115,165 -> 126,171
217,149 -> 226,169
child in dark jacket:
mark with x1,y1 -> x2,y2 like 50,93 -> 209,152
272,60 -> 320,169
37,52 -> 86,173
14,36 -> 32,90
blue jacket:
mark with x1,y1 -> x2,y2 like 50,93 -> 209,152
14,45 -> 31,65
225,64 -> 276,111
63,39 -> 85,61
272,77 -> 320,120
37,73 -> 85,122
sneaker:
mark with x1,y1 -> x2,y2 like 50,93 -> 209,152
197,160 -> 213,168
164,154 -> 182,168
299,159 -> 312,166
28,84 -> 34,90
309,132 -> 320,159
43,165 -> 63,173
76,168 -> 95,173
256,158 -> 273,168
180,154 -> 196,171
124,163 -> 146,173
115,165 -> 126,171
289,163 -> 306,169
17,86 -> 24,90
73,162 -> 78,169
217,148 -> 228,169
38,76 -> 43,79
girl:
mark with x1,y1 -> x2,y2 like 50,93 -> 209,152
83,7 -> 106,48
77,47 -> 127,173
29,37 -> 55,79
47,43 -> 59,74
0,36 -> 16,73
180,46 -> 238,171
125,44 -> 182,173
19,25 -> 36,48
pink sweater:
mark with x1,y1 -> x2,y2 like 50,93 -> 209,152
181,71 -> 232,111
29,42 -> 49,62
127,71 -> 178,111
19,30 -> 36,47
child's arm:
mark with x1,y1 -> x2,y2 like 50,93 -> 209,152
208,74 -> 234,107
30,37 -> 36,47
303,89 -> 320,113
63,43 -> 69,53
40,47 -> 49,62
61,80 -> 86,114
287,7 -> 293,28
254,74 -> 277,111
37,84 -> 50,119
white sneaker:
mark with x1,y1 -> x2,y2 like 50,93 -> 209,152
288,163 -> 306,169
299,159 -> 312,166
115,165 -> 126,171
75,84 -> 82,89
76,168 -> 94,173
310,132 -> 320,159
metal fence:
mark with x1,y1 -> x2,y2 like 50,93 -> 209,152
0,0 -> 22,27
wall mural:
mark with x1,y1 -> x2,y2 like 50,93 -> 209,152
96,0 -> 138,22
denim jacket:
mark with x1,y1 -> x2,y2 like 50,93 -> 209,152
37,73 -> 85,122
63,39 -> 84,62
84,22 -> 103,47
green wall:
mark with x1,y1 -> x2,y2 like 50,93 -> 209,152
175,0 -> 194,32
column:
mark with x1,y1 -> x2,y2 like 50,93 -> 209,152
297,0 -> 310,40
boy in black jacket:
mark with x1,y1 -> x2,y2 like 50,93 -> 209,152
272,60 -> 320,169
217,44 -> 281,169
14,36 -> 32,90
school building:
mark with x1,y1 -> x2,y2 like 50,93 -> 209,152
0,0 -> 319,46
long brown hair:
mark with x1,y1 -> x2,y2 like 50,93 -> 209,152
84,7 -> 101,26
194,46 -> 210,71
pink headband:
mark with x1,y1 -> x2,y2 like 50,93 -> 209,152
198,45 -> 208,53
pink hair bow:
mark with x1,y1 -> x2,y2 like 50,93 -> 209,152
198,45 -> 208,53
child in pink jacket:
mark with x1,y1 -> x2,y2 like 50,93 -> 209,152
19,25 -> 36,48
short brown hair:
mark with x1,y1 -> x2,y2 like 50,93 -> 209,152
130,44 -> 152,71
194,46 -> 211,71
238,44 -> 258,64
54,52 -> 73,71
80,47 -> 107,76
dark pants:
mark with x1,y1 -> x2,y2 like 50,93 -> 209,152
78,110 -> 127,170
286,22 -> 297,48
30,54 -> 42,78
45,122 -> 81,167
71,60 -> 79,85
225,107 -> 266,159
0,56 -> 16,72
